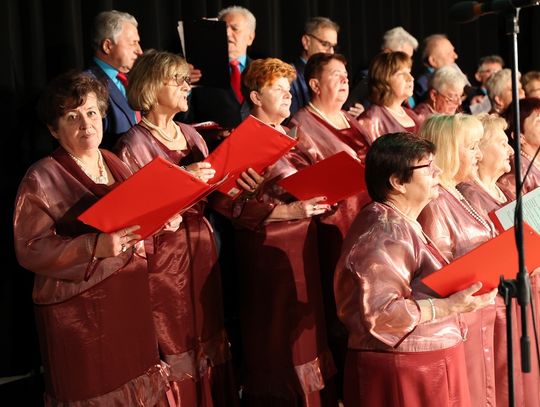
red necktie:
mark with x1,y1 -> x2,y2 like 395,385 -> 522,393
116,72 -> 141,122
229,59 -> 244,104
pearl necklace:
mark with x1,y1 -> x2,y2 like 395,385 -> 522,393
384,201 -> 451,263
68,150 -> 109,184
445,185 -> 493,234
141,117 -> 180,142
308,102 -> 350,130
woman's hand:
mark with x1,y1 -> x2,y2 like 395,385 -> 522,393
420,282 -> 497,323
162,213 -> 183,233
185,162 -> 216,183
267,196 -> 331,222
237,167 -> 264,194
94,225 -> 142,258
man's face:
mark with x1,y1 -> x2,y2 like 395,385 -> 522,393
476,62 -> 502,87
429,38 -> 457,69
106,22 -> 142,73
221,12 -> 255,60
303,27 -> 338,58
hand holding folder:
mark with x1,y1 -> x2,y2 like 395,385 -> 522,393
78,157 -> 224,240
277,151 -> 366,205
204,115 -> 298,198
421,223 -> 540,296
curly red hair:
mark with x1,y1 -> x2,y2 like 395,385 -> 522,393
242,58 -> 296,94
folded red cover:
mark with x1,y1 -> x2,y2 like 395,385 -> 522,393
78,156 -> 222,239
204,115 -> 297,199
421,223 -> 540,296
277,151 -> 365,205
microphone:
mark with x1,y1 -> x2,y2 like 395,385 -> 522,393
450,0 -> 540,23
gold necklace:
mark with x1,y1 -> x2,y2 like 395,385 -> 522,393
141,117 -> 180,142
68,150 -> 109,184
308,102 -> 350,129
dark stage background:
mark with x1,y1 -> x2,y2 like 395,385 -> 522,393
1,0 -> 539,397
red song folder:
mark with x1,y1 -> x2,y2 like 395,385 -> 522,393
204,115 -> 297,199
276,151 -> 366,205
421,223 -> 540,297
78,156 -> 223,239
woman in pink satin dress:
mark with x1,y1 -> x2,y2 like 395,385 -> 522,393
116,51 -> 243,407
14,72 -> 169,406
223,57 -> 338,406
418,113 -> 499,406
357,51 -> 422,142
335,132 -> 496,407
494,99 -> 540,406
289,53 -> 371,394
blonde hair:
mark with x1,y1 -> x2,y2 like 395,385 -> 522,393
127,50 -> 189,113
475,113 -> 508,148
418,113 -> 483,185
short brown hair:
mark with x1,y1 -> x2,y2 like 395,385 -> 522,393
304,52 -> 347,97
368,51 -> 412,106
127,50 -> 189,114
37,70 -> 108,131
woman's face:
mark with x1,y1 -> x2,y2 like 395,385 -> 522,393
402,154 -> 441,209
479,128 -> 513,178
155,70 -> 191,113
314,59 -> 349,106
388,66 -> 414,102
50,92 -> 103,155
522,109 -> 540,150
256,76 -> 292,123
455,132 -> 483,183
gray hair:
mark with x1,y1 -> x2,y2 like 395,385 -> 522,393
430,65 -> 467,93
486,68 -> 513,100
381,27 -> 418,52
92,10 -> 138,51
305,16 -> 340,35
218,6 -> 256,33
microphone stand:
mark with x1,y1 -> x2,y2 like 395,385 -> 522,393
497,7 -> 531,407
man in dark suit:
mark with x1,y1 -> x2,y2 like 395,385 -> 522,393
289,17 -> 339,118
86,10 -> 143,149
187,5 -> 256,145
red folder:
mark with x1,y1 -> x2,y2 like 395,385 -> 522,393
78,156 -> 223,239
276,151 -> 366,205
204,115 -> 297,198
421,223 -> 540,297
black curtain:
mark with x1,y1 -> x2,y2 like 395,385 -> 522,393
1,0 -> 539,377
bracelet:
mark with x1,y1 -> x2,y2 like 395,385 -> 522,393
427,298 -> 436,320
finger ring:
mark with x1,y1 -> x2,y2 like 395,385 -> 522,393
121,243 -> 127,253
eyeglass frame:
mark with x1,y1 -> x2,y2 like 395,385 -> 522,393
306,33 -> 338,51
167,74 -> 191,87
434,89 -> 464,105
408,160 -> 436,174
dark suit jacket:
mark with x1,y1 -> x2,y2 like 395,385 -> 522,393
86,63 -> 137,149
187,58 -> 251,131
289,58 -> 310,118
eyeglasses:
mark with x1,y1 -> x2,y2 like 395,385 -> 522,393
306,33 -> 338,51
169,74 -> 191,87
408,160 -> 436,175
436,91 -> 464,105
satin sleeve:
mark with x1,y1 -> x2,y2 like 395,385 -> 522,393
338,228 -> 421,348
14,172 -> 97,281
